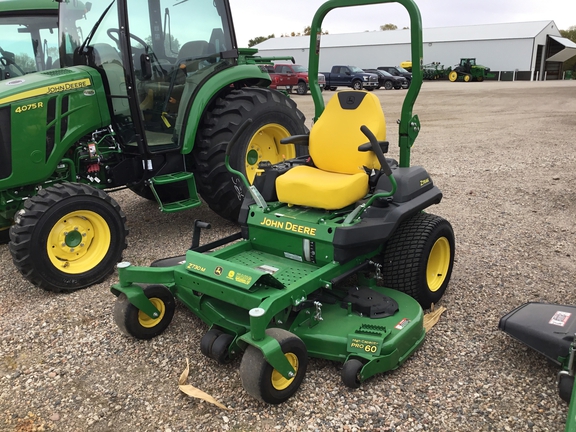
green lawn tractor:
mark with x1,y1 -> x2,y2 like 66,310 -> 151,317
500,304 -> 576,431
110,0 -> 455,404
1,0 -> 307,291
0,0 -> 58,81
448,58 -> 493,82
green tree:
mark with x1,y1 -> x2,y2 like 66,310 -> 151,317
15,53 -> 36,73
380,23 -> 398,31
248,34 -> 275,47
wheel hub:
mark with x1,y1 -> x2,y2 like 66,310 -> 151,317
245,123 -> 295,184
426,237 -> 451,292
46,210 -> 111,274
271,352 -> 298,390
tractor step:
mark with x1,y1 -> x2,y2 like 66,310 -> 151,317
150,172 -> 201,213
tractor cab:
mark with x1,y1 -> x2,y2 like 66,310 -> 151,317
459,58 -> 476,73
58,0 -> 237,153
0,0 -> 58,80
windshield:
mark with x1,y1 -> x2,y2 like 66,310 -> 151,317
380,70 -> 393,77
292,65 -> 307,72
349,66 -> 364,73
396,66 -> 410,73
59,0 -> 234,67
0,14 -> 58,78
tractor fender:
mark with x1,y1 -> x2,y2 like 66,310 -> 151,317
177,64 -> 272,154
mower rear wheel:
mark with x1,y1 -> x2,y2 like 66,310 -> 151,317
200,328 -> 223,358
240,328 -> 308,404
211,333 -> 235,364
9,183 -> 127,292
193,87 -> 307,222
114,285 -> 175,340
380,213 -> 455,309
341,359 -> 364,389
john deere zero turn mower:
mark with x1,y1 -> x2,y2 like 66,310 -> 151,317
111,0 -> 455,404
500,304 -> 576,431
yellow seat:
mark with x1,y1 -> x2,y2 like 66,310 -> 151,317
276,91 -> 386,209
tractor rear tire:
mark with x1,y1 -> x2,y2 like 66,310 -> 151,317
379,213 -> 455,309
448,71 -> 458,82
114,284 -> 175,340
240,328 -> 308,404
193,87 -> 307,222
9,183 -> 128,292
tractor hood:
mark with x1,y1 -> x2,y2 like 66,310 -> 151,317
0,66 -> 103,107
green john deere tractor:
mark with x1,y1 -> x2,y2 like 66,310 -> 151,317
448,58 -> 493,82
110,0 -> 455,404
0,0 -> 307,291
0,0 -> 59,81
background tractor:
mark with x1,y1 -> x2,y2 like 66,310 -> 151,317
0,0 -> 58,80
110,0 -> 455,404
448,58 -> 493,82
1,0 -> 307,292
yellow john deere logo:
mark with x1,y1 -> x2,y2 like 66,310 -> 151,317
214,266 -> 223,276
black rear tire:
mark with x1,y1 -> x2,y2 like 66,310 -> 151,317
296,81 -> 307,95
384,81 -> 393,90
0,227 -> 9,245
379,213 -> 455,309
193,87 -> 307,222
9,183 -> 128,292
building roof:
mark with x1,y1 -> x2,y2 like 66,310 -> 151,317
256,20 -> 559,50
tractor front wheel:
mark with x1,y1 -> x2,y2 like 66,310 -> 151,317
114,285 -> 176,340
194,88 -> 307,222
9,183 -> 128,292
240,328 -> 308,404
380,213 -> 455,309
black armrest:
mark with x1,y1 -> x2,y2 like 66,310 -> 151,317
280,134 -> 310,146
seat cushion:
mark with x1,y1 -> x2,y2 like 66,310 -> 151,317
276,165 -> 369,210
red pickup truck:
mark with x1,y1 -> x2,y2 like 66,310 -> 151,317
273,64 -> 326,95
264,65 -> 298,92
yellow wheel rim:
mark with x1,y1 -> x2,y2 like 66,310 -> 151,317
271,352 -> 298,390
463,75 -> 471,82
426,237 -> 451,292
244,123 -> 296,184
46,210 -> 110,274
448,71 -> 458,82
138,297 -> 166,328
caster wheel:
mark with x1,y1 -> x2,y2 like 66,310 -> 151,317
341,359 -> 364,389
211,333 -> 234,364
200,328 -> 223,358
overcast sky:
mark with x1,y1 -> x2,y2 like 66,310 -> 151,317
229,0 -> 575,46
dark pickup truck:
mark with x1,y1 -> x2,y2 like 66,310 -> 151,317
321,65 -> 379,91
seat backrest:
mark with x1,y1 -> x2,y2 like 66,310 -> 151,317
309,91 -> 386,175
177,40 -> 209,63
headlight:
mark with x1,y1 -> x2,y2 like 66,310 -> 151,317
363,76 -> 368,81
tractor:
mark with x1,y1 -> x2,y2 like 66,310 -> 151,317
110,0 -> 455,404
0,0 -> 58,80
1,0 -> 307,292
448,58 -> 492,82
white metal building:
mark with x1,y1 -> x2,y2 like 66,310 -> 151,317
255,21 -> 576,80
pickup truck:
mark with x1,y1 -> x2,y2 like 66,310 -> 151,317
263,64 -> 298,91
321,65 -> 379,91
378,66 -> 412,86
274,63 -> 326,95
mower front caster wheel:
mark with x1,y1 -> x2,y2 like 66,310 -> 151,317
240,328 -> 308,404
200,328 -> 223,357
341,359 -> 364,389
114,285 -> 175,340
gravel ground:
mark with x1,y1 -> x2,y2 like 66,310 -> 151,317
1,80 -> 575,432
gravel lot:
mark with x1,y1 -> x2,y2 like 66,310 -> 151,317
1,79 -> 575,432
